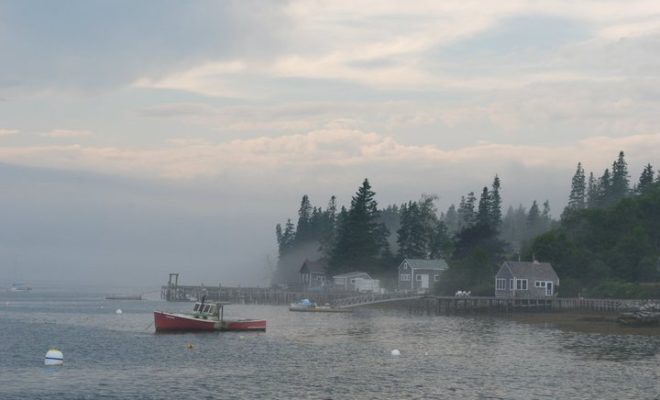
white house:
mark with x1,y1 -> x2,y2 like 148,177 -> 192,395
333,272 -> 381,293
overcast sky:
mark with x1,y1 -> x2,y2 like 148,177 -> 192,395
1,1 -> 660,287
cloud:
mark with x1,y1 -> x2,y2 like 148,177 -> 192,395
1,129 -> 658,181
0,128 -> 18,136
129,1 -> 660,97
43,129 -> 94,138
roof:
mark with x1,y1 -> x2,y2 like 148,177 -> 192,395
500,261 -> 559,281
400,258 -> 448,270
299,259 -> 327,275
333,271 -> 372,279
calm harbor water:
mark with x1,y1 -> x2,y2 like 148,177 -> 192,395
1,290 -> 658,400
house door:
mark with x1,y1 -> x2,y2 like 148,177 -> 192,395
546,282 -> 553,296
420,274 -> 429,289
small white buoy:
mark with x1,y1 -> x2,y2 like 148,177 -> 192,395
115,309 -> 122,315
45,348 -> 63,366
391,349 -> 400,356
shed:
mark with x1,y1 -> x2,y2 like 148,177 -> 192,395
495,260 -> 559,298
299,259 -> 328,289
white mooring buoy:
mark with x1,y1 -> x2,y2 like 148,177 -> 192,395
391,349 -> 401,356
45,348 -> 63,366
115,309 -> 123,315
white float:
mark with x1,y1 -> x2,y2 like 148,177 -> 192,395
391,349 -> 401,356
45,348 -> 63,366
115,309 -> 123,315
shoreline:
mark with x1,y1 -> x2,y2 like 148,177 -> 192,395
500,310 -> 660,336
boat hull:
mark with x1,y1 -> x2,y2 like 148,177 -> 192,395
154,311 -> 266,333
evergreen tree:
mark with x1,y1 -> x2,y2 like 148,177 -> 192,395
295,195 -> 313,242
527,200 -> 541,239
458,192 -> 476,230
501,206 -> 516,244
610,151 -> 629,202
329,179 -> 388,274
457,196 -> 467,231
396,195 -> 443,259
587,172 -> 598,208
541,200 -> 552,231
444,204 -> 458,234
637,163 -> 654,195
489,175 -> 502,229
430,221 -> 453,259
567,162 -> 586,211
597,168 -> 612,207
397,202 -> 426,259
476,186 -> 491,227
276,219 -> 296,256
319,196 -> 338,257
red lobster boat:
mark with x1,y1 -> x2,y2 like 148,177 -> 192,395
154,301 -> 266,333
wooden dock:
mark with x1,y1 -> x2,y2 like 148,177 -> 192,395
161,282 -> 356,306
161,275 -> 653,313
405,296 -> 645,315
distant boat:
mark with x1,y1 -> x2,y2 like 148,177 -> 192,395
9,283 -> 32,292
154,301 -> 266,333
289,298 -> 352,313
105,294 -> 143,300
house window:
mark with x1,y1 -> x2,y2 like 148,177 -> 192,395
516,279 -> 528,290
510,279 -> 513,289
496,278 -> 506,290
535,281 -> 546,288
434,274 -> 439,282
400,274 -> 411,281
416,274 -> 422,281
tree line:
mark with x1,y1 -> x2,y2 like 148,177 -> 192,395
274,151 -> 660,297
530,151 -> 660,298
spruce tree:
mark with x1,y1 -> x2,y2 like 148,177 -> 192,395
397,202 -> 426,259
567,162 -> 586,211
330,179 -> 387,274
295,195 -> 313,242
489,175 -> 502,229
597,168 -> 612,207
476,186 -> 491,227
610,151 -> 629,202
526,201 -> 541,240
637,163 -> 654,195
541,200 -> 551,231
587,172 -> 598,208
457,192 -> 476,230
444,204 -> 458,234
279,219 -> 296,255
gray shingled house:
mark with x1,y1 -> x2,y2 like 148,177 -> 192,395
299,259 -> 328,289
398,258 -> 448,292
495,261 -> 559,298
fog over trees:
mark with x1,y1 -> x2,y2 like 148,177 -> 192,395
274,151 -> 660,298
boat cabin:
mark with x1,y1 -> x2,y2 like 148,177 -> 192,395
192,301 -> 229,320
